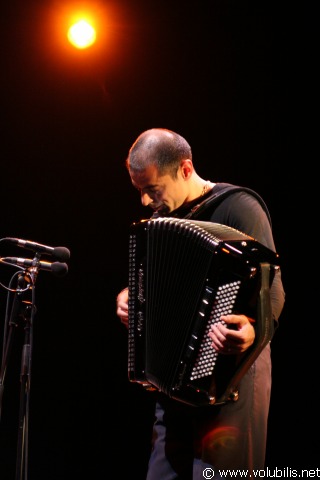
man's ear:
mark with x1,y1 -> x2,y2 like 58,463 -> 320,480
180,159 -> 193,179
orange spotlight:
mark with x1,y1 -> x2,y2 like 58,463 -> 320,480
40,2 -> 127,73
67,19 -> 96,49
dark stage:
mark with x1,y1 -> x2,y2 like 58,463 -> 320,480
0,1 -> 315,478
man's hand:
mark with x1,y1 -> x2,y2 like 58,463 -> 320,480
208,314 -> 256,354
116,287 -> 129,328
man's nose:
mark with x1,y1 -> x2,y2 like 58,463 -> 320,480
141,192 -> 152,206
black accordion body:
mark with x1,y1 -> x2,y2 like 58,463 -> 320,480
128,217 -> 279,407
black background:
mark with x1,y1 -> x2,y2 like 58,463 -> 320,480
0,1 -> 316,478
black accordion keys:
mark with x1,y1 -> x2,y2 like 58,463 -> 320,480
128,217 -> 280,407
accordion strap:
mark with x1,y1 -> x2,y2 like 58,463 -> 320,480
185,183 -> 272,227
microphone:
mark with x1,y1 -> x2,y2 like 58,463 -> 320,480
0,257 -> 68,277
3,238 -> 70,261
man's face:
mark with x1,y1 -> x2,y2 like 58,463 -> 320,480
130,163 -> 187,215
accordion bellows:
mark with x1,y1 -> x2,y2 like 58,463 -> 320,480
128,217 -> 279,406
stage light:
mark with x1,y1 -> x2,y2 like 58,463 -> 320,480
67,19 -> 96,49
38,2 -> 126,73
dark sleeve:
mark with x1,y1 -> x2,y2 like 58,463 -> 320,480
208,191 -> 285,323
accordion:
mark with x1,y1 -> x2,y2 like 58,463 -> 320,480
128,217 -> 279,406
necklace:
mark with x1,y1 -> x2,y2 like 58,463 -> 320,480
201,181 -> 211,196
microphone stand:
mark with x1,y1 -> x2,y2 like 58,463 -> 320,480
0,260 -> 38,480
0,272 -> 27,421
15,298 -> 35,480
